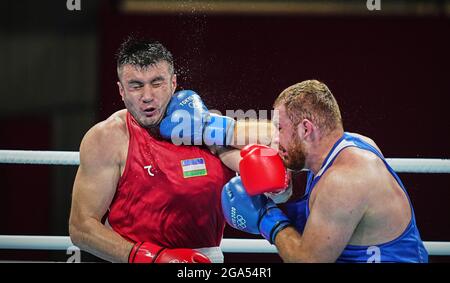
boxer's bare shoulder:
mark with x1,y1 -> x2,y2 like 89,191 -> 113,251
348,132 -> 382,154
326,145 -> 384,187
310,143 -> 383,211
79,109 -> 129,168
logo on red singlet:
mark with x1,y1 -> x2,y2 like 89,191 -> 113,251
144,165 -> 155,176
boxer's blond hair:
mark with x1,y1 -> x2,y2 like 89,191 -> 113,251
274,80 -> 343,134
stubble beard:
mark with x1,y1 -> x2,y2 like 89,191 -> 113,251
284,134 -> 306,171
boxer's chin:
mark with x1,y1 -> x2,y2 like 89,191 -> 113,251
137,115 -> 159,129
137,109 -> 164,129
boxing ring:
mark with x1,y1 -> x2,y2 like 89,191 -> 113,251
1,150 -> 450,261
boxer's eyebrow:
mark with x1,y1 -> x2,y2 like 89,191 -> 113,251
128,80 -> 144,85
150,76 -> 165,84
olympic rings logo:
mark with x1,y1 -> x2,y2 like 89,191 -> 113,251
236,214 -> 247,229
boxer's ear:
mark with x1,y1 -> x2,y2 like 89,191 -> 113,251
298,118 -> 316,142
117,81 -> 125,101
171,74 -> 177,92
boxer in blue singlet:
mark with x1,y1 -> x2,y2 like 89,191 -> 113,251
220,80 -> 428,263
272,80 -> 428,262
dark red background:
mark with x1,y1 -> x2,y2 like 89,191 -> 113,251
1,1 -> 449,262
98,5 -> 450,262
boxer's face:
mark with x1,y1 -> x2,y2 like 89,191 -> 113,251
117,61 -> 176,128
274,104 -> 306,171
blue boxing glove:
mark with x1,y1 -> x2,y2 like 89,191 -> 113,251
159,90 -> 235,146
221,176 -> 291,244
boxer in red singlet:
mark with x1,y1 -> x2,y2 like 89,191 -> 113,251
69,37 -> 237,263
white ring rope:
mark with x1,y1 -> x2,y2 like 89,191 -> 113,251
0,151 -> 449,258
386,158 -> 450,174
0,236 -> 449,256
0,150 -> 449,173
0,150 -> 79,165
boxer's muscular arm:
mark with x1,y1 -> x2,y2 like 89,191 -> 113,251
230,119 -> 274,149
69,120 -> 133,262
209,146 -> 241,173
274,165 -> 370,262
210,119 -> 274,172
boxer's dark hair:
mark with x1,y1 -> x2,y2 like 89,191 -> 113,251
116,36 -> 174,76
274,80 -> 343,135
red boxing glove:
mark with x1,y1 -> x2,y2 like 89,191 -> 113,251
239,144 -> 289,196
128,242 -> 211,263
